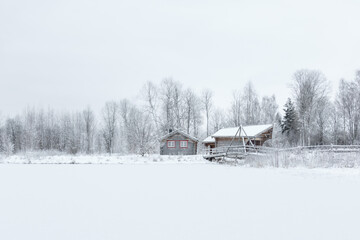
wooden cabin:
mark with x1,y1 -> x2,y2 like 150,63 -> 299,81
203,124 -> 273,149
160,129 -> 199,155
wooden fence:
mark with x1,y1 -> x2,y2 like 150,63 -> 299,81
203,144 -> 360,167
203,144 -> 360,157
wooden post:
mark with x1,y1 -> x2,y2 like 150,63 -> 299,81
242,136 -> 246,154
242,127 -> 255,153
226,126 -> 241,155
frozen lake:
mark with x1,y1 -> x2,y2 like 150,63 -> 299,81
0,163 -> 360,240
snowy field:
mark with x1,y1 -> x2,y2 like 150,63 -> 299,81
0,153 -> 206,164
1,157 -> 360,240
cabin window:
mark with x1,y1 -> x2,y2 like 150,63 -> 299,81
167,140 -> 175,148
180,140 -> 188,148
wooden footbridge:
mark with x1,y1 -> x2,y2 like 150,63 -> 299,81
202,145 -> 272,160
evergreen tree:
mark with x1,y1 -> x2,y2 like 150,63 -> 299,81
281,98 -> 299,145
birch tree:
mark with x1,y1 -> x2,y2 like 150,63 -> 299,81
242,81 -> 260,125
230,90 -> 242,126
211,108 -> 227,133
336,79 -> 348,144
184,89 -> 196,134
22,108 -> 37,151
102,101 -> 118,154
260,95 -> 278,124
291,69 -> 329,146
83,107 -> 96,154
172,82 -> 184,129
314,97 -> 331,145
142,81 -> 160,134
128,107 -> 156,156
160,79 -> 175,133
192,96 -> 203,138
201,89 -> 213,136
335,74 -> 360,144
119,99 -> 132,153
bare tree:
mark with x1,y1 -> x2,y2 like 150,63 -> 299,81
0,114 -> 13,155
119,99 -> 132,153
201,89 -> 213,136
211,108 -> 227,133
328,103 -> 341,145
336,79 -> 348,144
230,90 -> 242,126
260,95 -> 278,124
22,107 -> 37,151
142,81 -> 160,134
192,96 -> 203,138
102,101 -> 118,154
336,75 -> 360,144
184,89 -> 196,134
5,117 -> 23,153
160,78 -> 175,132
291,69 -> 329,146
242,81 -> 260,125
172,82 -> 184,129
128,107 -> 156,156
83,107 -> 96,154
159,78 -> 185,133
314,97 -> 331,145
58,112 -> 81,154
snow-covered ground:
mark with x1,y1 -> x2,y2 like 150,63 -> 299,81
0,153 -> 206,164
1,159 -> 360,240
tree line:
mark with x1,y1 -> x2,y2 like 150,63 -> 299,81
0,69 -> 360,155
279,69 -> 360,147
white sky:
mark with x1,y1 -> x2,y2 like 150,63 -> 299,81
1,0 -> 360,116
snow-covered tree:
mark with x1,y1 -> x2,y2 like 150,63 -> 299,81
102,101 -> 118,154
260,95 -> 278,124
128,107 -> 156,156
291,69 -> 329,146
201,89 -> 213,136
184,89 -> 197,135
230,90 -> 242,127
335,76 -> 360,144
242,81 -> 261,125
5,117 -> 23,153
83,107 -> 96,154
281,98 -> 299,146
211,108 -> 228,134
142,81 -> 161,135
313,97 -> 332,145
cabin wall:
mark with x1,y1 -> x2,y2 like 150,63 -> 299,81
215,137 -> 245,148
215,135 -> 272,147
160,134 -> 197,155
256,129 -> 273,145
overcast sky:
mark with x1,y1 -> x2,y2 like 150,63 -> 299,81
1,0 -> 360,116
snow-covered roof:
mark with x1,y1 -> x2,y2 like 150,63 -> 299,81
212,124 -> 273,138
202,136 -> 215,143
160,129 -> 199,142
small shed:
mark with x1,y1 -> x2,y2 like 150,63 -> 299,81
160,129 -> 199,155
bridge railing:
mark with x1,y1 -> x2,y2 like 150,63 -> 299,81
202,145 -> 274,156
